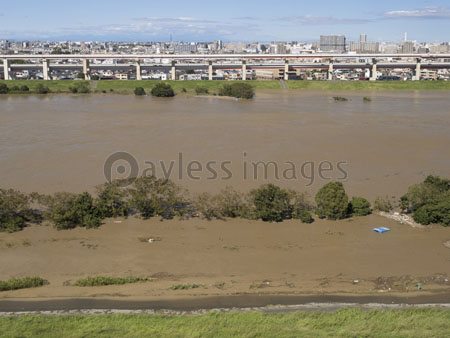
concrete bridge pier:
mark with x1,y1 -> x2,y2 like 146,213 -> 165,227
42,59 -> 50,80
370,60 -> 377,81
2,59 -> 11,80
171,61 -> 176,80
135,59 -> 142,80
284,59 -> 289,81
82,59 -> 90,80
328,60 -> 334,81
242,60 -> 247,80
208,61 -> 213,80
414,58 -> 422,81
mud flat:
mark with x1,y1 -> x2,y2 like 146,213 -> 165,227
1,215 -> 450,301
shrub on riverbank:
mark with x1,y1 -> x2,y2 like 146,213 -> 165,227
6,176 -> 449,231
374,196 -> 394,212
333,96 -> 348,102
127,176 -> 191,220
315,182 -> 349,220
134,87 -> 146,96
69,82 -> 90,94
349,197 -> 372,216
0,83 -> 9,94
36,192 -> 103,230
219,83 -> 255,99
402,176 -> 450,226
36,83 -> 50,94
249,184 -> 291,222
151,83 -> 175,97
0,277 -> 47,291
74,276 -> 149,287
195,86 -> 209,95
95,181 -> 129,218
0,189 -> 39,233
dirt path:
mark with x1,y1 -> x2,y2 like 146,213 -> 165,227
2,293 -> 450,313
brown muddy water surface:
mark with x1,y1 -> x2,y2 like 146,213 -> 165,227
1,90 -> 449,199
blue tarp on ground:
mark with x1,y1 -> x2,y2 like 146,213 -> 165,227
373,227 -> 391,234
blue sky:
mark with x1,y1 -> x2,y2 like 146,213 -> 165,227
0,0 -> 449,42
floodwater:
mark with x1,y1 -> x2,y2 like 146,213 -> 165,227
0,90 -> 449,200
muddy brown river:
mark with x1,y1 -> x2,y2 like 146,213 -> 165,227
1,90 -> 449,200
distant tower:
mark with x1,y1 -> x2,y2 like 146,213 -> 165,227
404,32 -> 407,42
360,34 -> 367,43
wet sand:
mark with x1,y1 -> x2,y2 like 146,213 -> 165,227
1,91 -> 450,199
1,215 -> 450,301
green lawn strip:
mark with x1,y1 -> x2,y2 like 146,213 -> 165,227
95,80 -> 281,94
0,277 -> 48,292
286,80 -> 450,91
2,80 -> 450,95
73,276 -> 150,287
1,309 -> 450,337
0,80 -> 87,93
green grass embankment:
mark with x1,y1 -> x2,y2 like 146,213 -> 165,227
1,309 -> 450,337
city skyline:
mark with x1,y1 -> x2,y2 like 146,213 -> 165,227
0,0 -> 449,42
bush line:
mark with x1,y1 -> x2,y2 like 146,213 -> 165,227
1,175 -> 449,233
0,277 -> 48,292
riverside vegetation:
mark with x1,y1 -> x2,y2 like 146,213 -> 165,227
1,309 -> 450,337
0,81 -> 256,98
2,79 -> 450,95
1,175 -> 449,233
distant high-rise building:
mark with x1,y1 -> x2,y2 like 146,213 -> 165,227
402,41 -> 415,54
320,35 -> 346,52
360,34 -> 367,43
213,40 -> 223,51
275,42 -> 287,54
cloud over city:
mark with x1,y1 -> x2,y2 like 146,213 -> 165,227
280,15 -> 370,25
382,6 -> 450,19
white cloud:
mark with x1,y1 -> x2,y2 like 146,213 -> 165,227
133,17 -> 218,24
383,6 -> 450,19
280,15 -> 369,25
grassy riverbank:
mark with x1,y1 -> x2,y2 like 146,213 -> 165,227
1,80 -> 450,95
1,309 -> 450,337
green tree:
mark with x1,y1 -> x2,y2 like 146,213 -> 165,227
349,197 -> 372,216
134,87 -> 146,96
399,195 -> 410,213
374,197 -> 393,212
195,86 -> 209,95
315,182 -> 349,220
215,186 -> 248,218
128,176 -> 190,220
36,84 -> 50,94
151,83 -> 175,97
39,192 -> 102,230
0,84 -> 9,94
77,72 -> 85,79
249,184 -> 291,222
219,83 -> 254,99
294,209 -> 314,223
0,189 -> 37,232
95,181 -> 129,218
407,175 -> 450,211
